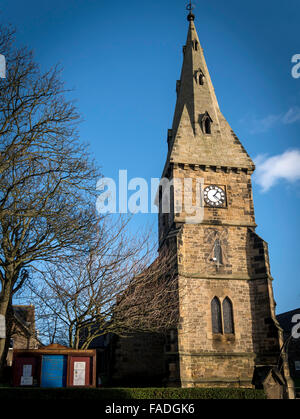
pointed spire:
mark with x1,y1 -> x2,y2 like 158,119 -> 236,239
167,14 -> 254,171
171,18 -> 220,138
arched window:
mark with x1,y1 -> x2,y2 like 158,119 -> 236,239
201,112 -> 213,135
223,297 -> 234,334
211,297 -> 223,334
195,69 -> 204,85
204,117 -> 211,134
213,239 -> 223,265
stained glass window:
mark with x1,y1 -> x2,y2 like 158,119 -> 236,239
223,297 -> 234,334
211,297 -> 223,334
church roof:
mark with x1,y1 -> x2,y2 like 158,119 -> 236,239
277,308 -> 300,333
167,18 -> 255,171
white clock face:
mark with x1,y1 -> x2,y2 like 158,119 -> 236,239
204,185 -> 226,207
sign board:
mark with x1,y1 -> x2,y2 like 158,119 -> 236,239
20,376 -> 33,386
73,362 -> 86,386
295,361 -> 300,371
20,364 -> 33,386
0,55 -> 5,79
0,315 -> 5,339
22,364 -> 32,377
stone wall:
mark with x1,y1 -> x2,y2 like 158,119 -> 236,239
111,332 -> 166,386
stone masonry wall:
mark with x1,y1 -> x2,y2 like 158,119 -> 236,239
111,332 -> 166,386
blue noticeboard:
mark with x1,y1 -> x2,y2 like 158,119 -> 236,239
41,355 -> 67,388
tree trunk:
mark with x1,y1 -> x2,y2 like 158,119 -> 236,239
0,276 -> 14,382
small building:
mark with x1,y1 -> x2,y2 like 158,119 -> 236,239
7,305 -> 41,367
277,308 -> 300,392
12,343 -> 96,388
252,367 -> 286,399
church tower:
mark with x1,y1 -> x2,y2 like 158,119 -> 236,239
158,10 -> 285,388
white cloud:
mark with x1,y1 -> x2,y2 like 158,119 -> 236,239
244,106 -> 300,134
282,107 -> 300,124
254,149 -> 300,192
249,114 -> 280,134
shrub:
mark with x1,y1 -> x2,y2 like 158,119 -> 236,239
0,387 -> 265,400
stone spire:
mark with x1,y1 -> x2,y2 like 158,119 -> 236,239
166,16 -> 255,171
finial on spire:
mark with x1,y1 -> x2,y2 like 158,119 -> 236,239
186,1 -> 195,21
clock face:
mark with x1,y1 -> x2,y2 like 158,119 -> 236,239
204,185 -> 226,207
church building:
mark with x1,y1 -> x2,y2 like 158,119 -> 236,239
112,8 -> 293,394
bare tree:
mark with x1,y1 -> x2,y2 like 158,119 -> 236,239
0,23 -> 99,376
22,217 -> 179,349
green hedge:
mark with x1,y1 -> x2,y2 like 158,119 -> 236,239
0,387 -> 266,400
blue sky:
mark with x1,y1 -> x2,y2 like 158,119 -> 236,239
1,0 -> 299,314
